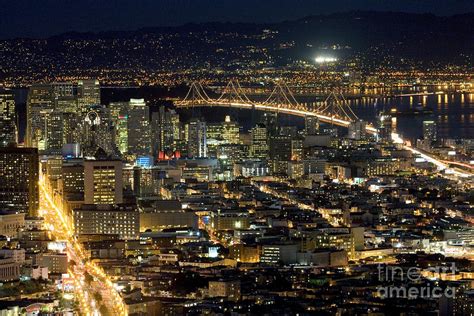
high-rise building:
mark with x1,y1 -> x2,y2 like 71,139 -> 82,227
0,90 -> 17,146
222,115 -> 240,144
77,79 -> 100,113
423,120 -> 437,142
26,84 -> 54,148
304,116 -> 319,136
0,147 -> 39,215
187,118 -> 207,158
151,106 -> 181,158
348,120 -> 367,140
81,105 -> 115,156
45,110 -> 64,153
127,99 -> 151,157
84,159 -> 123,204
377,114 -> 392,143
250,124 -> 268,159
109,101 -> 129,155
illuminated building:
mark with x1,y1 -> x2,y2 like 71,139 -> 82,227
364,158 -> 404,177
222,115 -> 240,144
181,164 -> 212,182
77,79 -> 100,113
128,99 -> 151,157
229,244 -> 260,263
61,161 -> 84,195
26,84 -> 54,148
291,138 -> 303,160
0,258 -> 20,282
377,114 -> 392,143
187,118 -> 207,158
304,116 -> 319,136
208,280 -> 241,301
210,210 -> 249,231
38,253 -> 68,274
45,110 -> 64,153
348,120 -> 367,140
0,90 -> 17,146
260,243 -> 298,264
0,212 -> 25,238
73,204 -> 139,239
250,123 -> 268,159
0,147 -> 39,216
151,106 -> 181,158
140,204 -> 198,232
84,159 -> 123,204
109,101 -> 129,155
80,105 -> 115,156
235,160 -> 269,177
423,120 -> 437,142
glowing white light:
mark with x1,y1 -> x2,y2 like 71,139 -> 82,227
315,56 -> 337,63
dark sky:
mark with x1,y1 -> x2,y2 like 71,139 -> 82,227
1,0 -> 473,39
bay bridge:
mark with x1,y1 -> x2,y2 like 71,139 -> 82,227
175,80 -> 378,134
175,80 -> 473,178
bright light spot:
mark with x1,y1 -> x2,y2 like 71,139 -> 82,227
315,56 -> 337,63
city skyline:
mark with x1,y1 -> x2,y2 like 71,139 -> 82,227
0,2 -> 472,315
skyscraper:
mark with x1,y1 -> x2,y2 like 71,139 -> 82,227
127,99 -> 151,158
222,115 -> 240,144
151,106 -> 181,158
77,79 -> 100,113
348,120 -> 367,140
0,90 -> 17,146
84,159 -> 123,205
304,116 -> 319,136
26,84 -> 54,148
423,120 -> 437,143
187,118 -> 207,158
250,123 -> 269,159
0,147 -> 39,216
109,101 -> 129,155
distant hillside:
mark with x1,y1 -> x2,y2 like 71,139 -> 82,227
1,11 -> 473,83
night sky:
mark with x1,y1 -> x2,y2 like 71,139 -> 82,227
1,0 -> 474,39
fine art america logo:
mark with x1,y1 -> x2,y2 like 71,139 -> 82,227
377,264 -> 457,299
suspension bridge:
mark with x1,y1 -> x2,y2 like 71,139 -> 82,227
175,80 -> 377,133
174,80 -> 473,178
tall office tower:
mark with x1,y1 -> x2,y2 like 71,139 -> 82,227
187,118 -> 207,158
81,105 -> 115,157
423,120 -> 437,142
206,123 -> 222,158
128,99 -> 151,158
61,161 -> 84,195
222,115 -> 240,144
250,123 -> 269,159
0,90 -> 17,146
263,112 -> 278,137
0,147 -> 39,215
348,120 -> 367,140
54,83 -> 77,114
84,159 -> 123,204
109,101 -> 129,155
377,114 -> 393,143
45,110 -> 64,153
151,106 -> 180,158
26,84 -> 54,148
269,134 -> 292,161
304,116 -> 319,136
62,112 -> 81,145
291,138 -> 303,160
52,82 -> 75,98
77,79 -> 100,113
